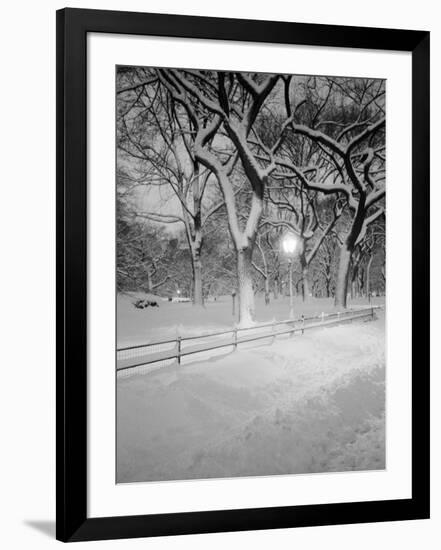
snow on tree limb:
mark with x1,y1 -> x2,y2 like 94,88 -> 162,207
355,208 -> 385,246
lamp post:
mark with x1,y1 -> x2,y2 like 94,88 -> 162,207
282,233 -> 298,319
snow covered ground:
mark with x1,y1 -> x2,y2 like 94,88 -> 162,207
117,291 -> 385,347
116,310 -> 385,483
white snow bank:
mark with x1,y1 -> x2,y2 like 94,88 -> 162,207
117,313 -> 385,483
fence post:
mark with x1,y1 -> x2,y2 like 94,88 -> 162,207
321,311 -> 325,325
177,336 -> 182,365
301,314 -> 305,335
233,328 -> 238,350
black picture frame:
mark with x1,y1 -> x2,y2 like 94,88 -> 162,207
56,7 -> 430,542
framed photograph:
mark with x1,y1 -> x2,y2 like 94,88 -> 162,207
56,8 -> 430,542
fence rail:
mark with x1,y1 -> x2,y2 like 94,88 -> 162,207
117,306 -> 382,374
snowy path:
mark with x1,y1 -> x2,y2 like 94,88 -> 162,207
117,313 -> 385,483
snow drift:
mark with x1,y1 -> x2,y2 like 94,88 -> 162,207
117,313 -> 385,483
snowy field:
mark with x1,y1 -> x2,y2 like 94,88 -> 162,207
117,292 -> 385,347
116,309 -> 385,483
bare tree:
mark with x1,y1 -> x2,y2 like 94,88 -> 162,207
154,69 -> 287,325
313,233 -> 339,298
264,183 -> 344,300
116,215 -> 171,294
361,218 -> 386,297
117,70 -> 386,316
251,227 -> 283,305
117,68 -> 225,306
269,77 -> 385,307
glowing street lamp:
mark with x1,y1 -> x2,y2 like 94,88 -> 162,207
282,233 -> 299,318
282,233 -> 298,256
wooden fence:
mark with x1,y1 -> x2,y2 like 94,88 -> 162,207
117,306 -> 381,374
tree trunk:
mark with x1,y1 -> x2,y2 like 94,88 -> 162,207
237,247 -> 255,326
264,277 -> 270,305
191,160 -> 204,307
357,269 -> 365,298
232,194 -> 262,326
273,276 -> 279,300
192,252 -> 204,306
302,267 -> 310,301
366,256 -> 373,298
146,270 -> 153,293
299,252 -> 310,301
350,270 -> 357,300
334,203 -> 366,308
325,276 -> 331,298
335,244 -> 352,308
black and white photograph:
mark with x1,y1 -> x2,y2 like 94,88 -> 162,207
116,67 -> 386,484
0,0 -> 434,546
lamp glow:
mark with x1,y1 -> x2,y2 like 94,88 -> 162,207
282,233 -> 298,255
